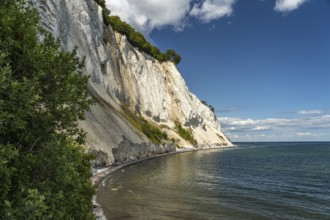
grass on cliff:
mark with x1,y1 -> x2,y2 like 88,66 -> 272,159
175,122 -> 197,146
120,106 -> 168,144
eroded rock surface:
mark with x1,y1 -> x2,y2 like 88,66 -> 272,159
31,0 -> 232,164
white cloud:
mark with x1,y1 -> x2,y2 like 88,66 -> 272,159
105,0 -> 236,36
296,132 -> 323,137
106,0 -> 191,35
190,0 -> 236,22
221,117 -> 258,126
105,0 -> 313,36
274,0 -> 308,13
219,114 -> 330,141
298,110 -> 322,115
250,126 -> 271,131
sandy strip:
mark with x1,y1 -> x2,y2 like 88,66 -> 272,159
91,145 -> 232,186
92,150 -> 179,186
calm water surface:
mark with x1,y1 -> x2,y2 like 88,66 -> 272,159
96,142 -> 330,219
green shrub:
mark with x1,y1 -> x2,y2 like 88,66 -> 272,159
142,123 -> 168,144
175,123 -> 197,146
120,106 -> 168,144
107,16 -> 181,64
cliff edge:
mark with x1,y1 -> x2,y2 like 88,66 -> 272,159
31,0 -> 232,164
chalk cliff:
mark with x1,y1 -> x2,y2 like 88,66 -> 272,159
31,0 -> 232,164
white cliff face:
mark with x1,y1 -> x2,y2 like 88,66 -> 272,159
114,33 -> 232,146
31,0 -> 232,164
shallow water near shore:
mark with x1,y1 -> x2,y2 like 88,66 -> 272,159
96,142 -> 330,219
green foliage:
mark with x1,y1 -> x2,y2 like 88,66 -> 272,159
95,0 -> 110,21
121,106 -> 167,144
94,0 -> 107,8
107,16 -> 180,63
107,16 -> 182,64
165,49 -> 182,65
93,0 -> 182,65
175,123 -> 197,146
142,123 -> 168,144
0,1 -> 95,219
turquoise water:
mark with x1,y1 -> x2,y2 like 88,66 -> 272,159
96,142 -> 330,219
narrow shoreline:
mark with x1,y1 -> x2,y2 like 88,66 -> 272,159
92,149 -> 182,186
92,145 -> 232,186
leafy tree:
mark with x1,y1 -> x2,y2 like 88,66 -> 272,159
0,0 -> 95,219
166,49 -> 181,65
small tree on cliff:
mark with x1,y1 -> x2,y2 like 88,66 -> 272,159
0,0 -> 95,219
166,49 -> 182,65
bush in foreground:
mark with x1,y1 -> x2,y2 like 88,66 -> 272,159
0,0 -> 95,219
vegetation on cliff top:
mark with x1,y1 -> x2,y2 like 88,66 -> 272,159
95,0 -> 182,65
0,1 -> 95,219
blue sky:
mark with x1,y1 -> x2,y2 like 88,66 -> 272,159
106,0 -> 330,142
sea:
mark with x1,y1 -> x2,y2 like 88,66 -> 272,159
96,142 -> 330,219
